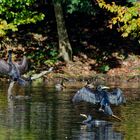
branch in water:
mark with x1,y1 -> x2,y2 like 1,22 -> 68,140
112,114 -> 122,121
30,67 -> 53,80
7,67 -> 53,100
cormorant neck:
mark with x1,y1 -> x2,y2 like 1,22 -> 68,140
8,50 -> 12,63
8,81 -> 15,99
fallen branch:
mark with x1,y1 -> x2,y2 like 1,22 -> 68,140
30,67 -> 53,80
7,67 -> 53,100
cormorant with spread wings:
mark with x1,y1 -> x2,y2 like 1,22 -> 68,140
72,84 -> 126,121
0,50 -> 28,86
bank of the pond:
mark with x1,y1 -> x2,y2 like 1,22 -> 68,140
46,73 -> 140,93
47,55 -> 140,83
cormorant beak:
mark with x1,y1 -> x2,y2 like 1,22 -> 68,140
102,86 -> 110,90
80,114 -> 88,119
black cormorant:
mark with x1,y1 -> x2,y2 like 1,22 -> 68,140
0,50 -> 28,86
80,114 -> 111,126
55,79 -> 66,91
72,85 -> 126,121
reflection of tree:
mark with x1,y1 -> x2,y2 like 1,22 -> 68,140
121,102 -> 140,140
41,89 -> 74,139
6,85 -> 49,140
7,98 -> 31,139
30,102 -> 48,139
52,91 -> 73,139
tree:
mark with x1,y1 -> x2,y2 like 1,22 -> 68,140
96,0 -> 140,40
52,0 -> 96,62
0,0 -> 44,37
53,0 -> 72,62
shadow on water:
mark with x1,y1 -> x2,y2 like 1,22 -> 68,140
0,81 -> 139,139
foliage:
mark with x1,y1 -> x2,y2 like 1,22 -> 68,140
127,0 -> 137,3
63,0 -> 96,15
27,44 -> 58,68
96,0 -> 140,39
44,46 -> 59,66
99,64 -> 110,73
0,0 -> 45,37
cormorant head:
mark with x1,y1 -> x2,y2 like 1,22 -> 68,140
8,49 -> 13,57
8,49 -> 12,54
80,114 -> 93,124
96,85 -> 110,92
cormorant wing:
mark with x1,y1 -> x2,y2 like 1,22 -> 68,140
15,56 -> 28,74
108,88 -> 126,105
72,87 -> 98,104
0,59 -> 10,75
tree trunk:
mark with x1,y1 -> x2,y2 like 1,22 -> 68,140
53,1 -> 72,62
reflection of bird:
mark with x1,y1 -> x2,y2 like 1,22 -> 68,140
80,114 -> 94,124
72,85 -> 126,121
0,50 -> 28,86
79,114 -> 124,140
80,114 -> 111,127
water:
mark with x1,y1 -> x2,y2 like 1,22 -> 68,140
0,81 -> 139,140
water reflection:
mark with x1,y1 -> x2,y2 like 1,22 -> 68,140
0,81 -> 139,139
74,122 -> 124,140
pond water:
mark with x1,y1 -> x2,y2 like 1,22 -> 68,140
0,81 -> 139,140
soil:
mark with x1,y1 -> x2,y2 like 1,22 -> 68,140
47,54 -> 140,83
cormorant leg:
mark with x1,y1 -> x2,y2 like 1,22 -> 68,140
99,98 -> 106,112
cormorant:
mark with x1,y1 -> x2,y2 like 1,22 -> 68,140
80,114 -> 111,127
55,80 -> 66,91
72,85 -> 126,121
0,50 -> 28,86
